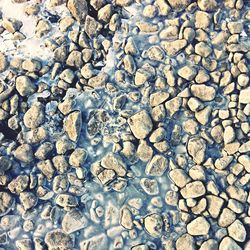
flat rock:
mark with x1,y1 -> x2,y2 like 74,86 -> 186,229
128,110 -> 153,139
145,155 -> 168,176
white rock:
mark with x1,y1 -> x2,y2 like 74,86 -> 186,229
178,66 -> 197,81
180,181 -> 206,199
187,216 -> 210,236
224,126 -> 235,144
145,155 -> 168,176
228,219 -> 246,242
191,84 -> 216,101
219,237 -> 241,250
239,87 -> 250,104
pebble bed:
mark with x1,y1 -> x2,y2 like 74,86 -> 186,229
0,0 -> 250,250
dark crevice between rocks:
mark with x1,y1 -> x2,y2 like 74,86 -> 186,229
0,120 -> 20,141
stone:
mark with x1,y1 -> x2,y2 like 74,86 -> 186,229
227,185 -> 248,202
197,0 -> 217,12
149,91 -> 169,107
218,208 -> 236,228
195,42 -> 212,58
195,106 -> 212,125
16,76 -> 36,97
80,233 -> 108,250
22,59 -> 41,72
149,127 -> 166,143
219,237 -> 241,250
45,229 -> 73,249
143,4 -> 157,18
187,137 -> 206,164
215,156 -> 233,170
88,72 -> 108,88
97,169 -> 116,185
66,50 -> 83,68
62,209 -> 88,234
64,111 -> 82,142
123,55 -> 136,74
67,0 -> 88,22
140,178 -> 159,195
52,155 -> 69,174
8,175 -> 29,194
176,234 -> 195,250
85,15 -> 101,38
60,69 -> 75,83
167,0 -> 190,9
145,155 -> 168,176
224,126 -> 235,144
35,142 -> 54,160
144,213 -> 163,238
116,0 -> 133,6
16,239 -> 33,250
120,207 -> 133,230
52,175 -> 69,194
55,194 -> 78,208
136,21 -> 158,33
200,239 -> 218,250
0,192 -> 14,216
137,140 -> 153,162
206,195 -> 224,218
165,97 -> 182,117
238,155 -> 250,172
239,141 -> 250,153
0,52 -> 8,72
2,18 -> 22,33
161,39 -> 187,56
69,148 -> 87,167
147,46 -> 165,61
37,160 -> 55,180
19,192 -> 37,210
35,19 -> 51,37
180,181 -> 206,199
128,110 -> 153,139
169,169 -> 191,188
239,87 -> 250,104
178,66 -> 197,81
228,22 -> 243,34
191,84 -> 216,101
14,144 -> 33,163
228,220 -> 246,242
23,102 -> 45,129
187,216 -> 210,236
195,11 -> 211,29
98,4 -> 112,22
101,153 -> 127,176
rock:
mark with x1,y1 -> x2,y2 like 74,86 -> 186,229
14,144 -> 33,163
169,169 -> 191,188
97,169 -> 116,185
143,4 -> 157,18
147,46 -> 165,61
2,18 -> 22,33
0,192 -> 14,216
48,0 -> 67,7
128,110 -> 153,139
187,216 -> 210,236
140,178 -> 159,195
67,0 -> 88,22
80,233 -> 108,250
178,66 -> 197,81
149,91 -> 169,107
16,239 -> 33,250
187,137 -> 206,164
145,155 -> 168,176
195,106 -> 212,125
37,160 -> 55,180
64,111 -> 82,142
16,75 -> 36,97
200,239 -> 218,250
136,21 -> 158,33
149,127 -> 166,143
137,140 -> 153,162
35,19 -> 51,37
0,156 -> 12,173
101,153 -> 127,176
228,22 -> 243,34
191,84 -> 216,101
55,194 -> 78,208
239,87 -> 250,104
116,0 -> 133,6
35,142 -> 54,160
197,0 -> 217,12
215,156 -> 233,170
120,207 -> 133,229
62,209 -> 88,234
180,181 -> 206,199
218,208 -> 236,228
228,220 -> 246,242
165,97 -> 182,117
8,175 -> 29,194
66,50 -> 83,68
206,195 -> 224,218
123,55 -> 136,74
52,175 -> 69,194
84,15 -> 101,38
167,0 -> 190,9
22,59 -> 41,72
161,39 -> 187,56
69,148 -> 87,167
195,42 -> 212,58
224,126 -> 235,144
0,53 -> 8,72
239,141 -> 250,153
238,155 -> 250,172
98,4 -> 112,22
144,213 -> 163,238
45,229 -> 73,249
227,185 -> 248,202
60,69 -> 75,83
19,192 -> 37,210
88,72 -> 108,88
219,237 -> 241,250
24,102 -> 45,129
52,155 -> 69,174
176,234 -> 195,250
195,11 -> 211,29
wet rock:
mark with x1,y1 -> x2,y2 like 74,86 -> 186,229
224,126 -> 235,144
180,181 -> 206,199
228,22 -> 243,34
215,156 -> 233,170
145,155 -> 168,176
120,207 -> 133,230
62,209 -> 88,234
101,153 -> 127,177
0,192 -> 14,216
195,11 -> 211,29
128,110 -> 153,139
140,178 -> 159,195
191,84 -> 216,101
67,0 -> 88,23
219,237 -> 241,250
60,69 -> 75,83
45,229 -> 73,249
123,55 -> 136,74
116,0 -> 133,7
228,220 -> 246,242
147,46 -> 165,61
195,42 -> 212,58
23,102 -> 45,129
19,192 -> 38,210
0,156 -> 12,173
88,72 -> 108,88
16,75 -> 36,97
149,91 -> 169,107
69,148 -> 87,167
136,21 -> 158,33
187,137 -> 206,164
64,111 -> 82,142
52,175 -> 69,194
165,97 -> 182,117
14,144 -> 33,163
176,234 -> 195,250
52,155 -> 69,173
144,213 -> 163,238
187,216 -> 210,236
8,175 -> 29,194
35,142 -> 54,160
227,185 -> 248,202
178,65 -> 197,81
37,160 -> 55,180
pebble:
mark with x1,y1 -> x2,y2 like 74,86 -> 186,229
69,148 -> 87,167
176,233 -> 195,250
187,137 -> 206,164
0,52 -> 8,72
64,111 -> 82,142
178,66 -> 197,81
16,76 -> 36,97
180,181 -> 206,199
120,207 -> 133,230
190,84 -> 216,101
228,219 -> 247,242
187,216 -> 210,236
218,208 -> 236,228
145,154 -> 168,176
144,213 -> 163,238
45,229 -> 73,249
0,192 -> 14,216
67,0 -> 88,23
219,237 -> 241,250
169,169 -> 191,188
14,144 -> 33,163
239,87 -> 250,104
